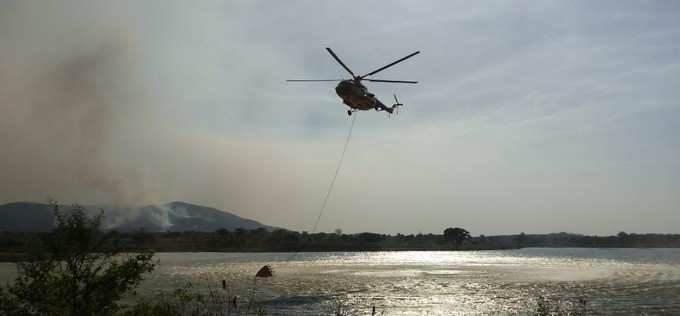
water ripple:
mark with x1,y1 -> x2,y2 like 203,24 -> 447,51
131,248 -> 680,314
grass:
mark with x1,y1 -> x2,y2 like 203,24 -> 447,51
121,283 -> 388,316
118,280 -> 589,316
121,282 -> 264,316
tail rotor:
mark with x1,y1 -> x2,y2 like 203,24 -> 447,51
392,94 -> 403,116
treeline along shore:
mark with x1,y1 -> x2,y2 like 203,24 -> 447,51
2,228 -> 680,261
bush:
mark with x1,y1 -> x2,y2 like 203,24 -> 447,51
0,205 -> 155,316
120,283 -> 247,316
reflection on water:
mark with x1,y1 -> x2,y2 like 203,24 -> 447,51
139,248 -> 680,315
3,248 -> 680,314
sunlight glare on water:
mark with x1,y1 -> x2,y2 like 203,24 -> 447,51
133,248 -> 680,315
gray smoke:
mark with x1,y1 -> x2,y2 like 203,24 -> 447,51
0,2 -> 333,227
0,10 -> 147,205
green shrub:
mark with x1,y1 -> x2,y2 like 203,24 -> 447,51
0,205 -> 155,316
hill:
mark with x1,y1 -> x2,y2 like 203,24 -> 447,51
0,201 -> 276,232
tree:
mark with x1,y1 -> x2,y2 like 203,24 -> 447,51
477,234 -> 488,245
515,232 -> 527,247
1,205 -> 156,315
443,227 -> 471,246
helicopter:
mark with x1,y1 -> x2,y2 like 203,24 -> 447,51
287,48 -> 420,116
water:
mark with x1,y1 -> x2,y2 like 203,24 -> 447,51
2,248 -> 680,314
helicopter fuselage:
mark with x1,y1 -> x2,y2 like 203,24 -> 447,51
335,80 -> 388,112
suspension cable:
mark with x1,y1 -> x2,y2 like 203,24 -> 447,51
310,114 -> 357,234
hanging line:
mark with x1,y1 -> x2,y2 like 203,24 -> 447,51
310,114 -> 357,234
285,114 -> 357,264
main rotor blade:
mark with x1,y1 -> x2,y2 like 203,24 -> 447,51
361,51 -> 420,78
286,79 -> 344,82
365,79 -> 418,84
326,47 -> 356,77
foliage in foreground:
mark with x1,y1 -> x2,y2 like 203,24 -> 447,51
120,282 -> 263,316
120,287 -> 588,316
534,296 -> 588,316
0,205 -> 155,316
121,283 -> 389,316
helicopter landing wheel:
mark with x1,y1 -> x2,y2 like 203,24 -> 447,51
347,110 -> 352,116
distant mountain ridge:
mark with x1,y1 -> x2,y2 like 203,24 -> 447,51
0,201 -> 276,232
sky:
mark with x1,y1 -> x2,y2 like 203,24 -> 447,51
1,1 -> 679,235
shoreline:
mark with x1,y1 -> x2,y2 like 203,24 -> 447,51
5,246 -> 680,263
0,247 -> 519,262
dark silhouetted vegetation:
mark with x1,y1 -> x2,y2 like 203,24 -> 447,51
443,227 -> 471,246
3,228 -> 680,260
534,296 -> 588,316
2,227 -> 501,258
0,205 -> 155,315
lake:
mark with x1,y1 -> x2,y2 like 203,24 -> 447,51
2,248 -> 680,314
